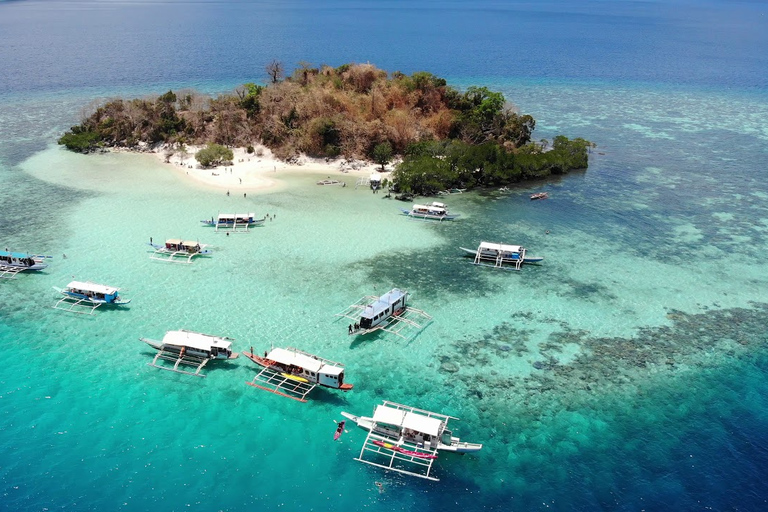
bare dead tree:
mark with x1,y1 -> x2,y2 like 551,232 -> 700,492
266,59 -> 284,84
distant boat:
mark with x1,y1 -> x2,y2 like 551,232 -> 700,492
401,203 -> 459,221
148,239 -> 212,263
201,213 -> 265,231
460,241 -> 543,270
0,250 -> 51,279
530,192 -> 549,200
317,179 -> 344,186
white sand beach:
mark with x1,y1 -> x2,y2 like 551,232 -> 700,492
158,144 -> 393,192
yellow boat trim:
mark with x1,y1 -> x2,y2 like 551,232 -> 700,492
281,373 -> 309,383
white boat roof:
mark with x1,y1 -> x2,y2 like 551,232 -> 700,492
372,405 -> 443,436
373,404 -> 406,426
413,204 -> 446,212
428,201 -> 446,208
162,330 -> 232,350
267,347 -> 345,374
218,213 -> 254,219
66,281 -> 119,294
165,239 -> 200,246
479,241 -> 522,253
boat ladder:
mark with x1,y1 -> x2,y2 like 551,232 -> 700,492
147,344 -> 210,377
0,265 -> 24,279
246,365 -> 316,402
52,296 -> 100,314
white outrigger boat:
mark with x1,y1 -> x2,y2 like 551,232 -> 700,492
140,330 -> 239,377
53,281 -> 131,314
460,241 -> 544,270
148,239 -> 211,263
201,213 -> 265,232
336,288 -> 432,339
0,249 -> 51,279
400,203 -> 458,221
242,347 -> 353,402
342,401 -> 482,481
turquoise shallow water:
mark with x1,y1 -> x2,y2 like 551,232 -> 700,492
3,1 -> 768,510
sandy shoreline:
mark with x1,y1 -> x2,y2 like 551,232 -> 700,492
145,144 -> 393,193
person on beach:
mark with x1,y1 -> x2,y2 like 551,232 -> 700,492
226,190 -> 230,196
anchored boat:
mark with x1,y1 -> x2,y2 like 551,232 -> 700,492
148,239 -> 211,263
336,288 -> 432,339
400,203 -> 458,221
141,330 -> 239,377
460,241 -> 543,270
201,213 -> 265,232
242,347 -> 353,402
0,250 -> 51,279
342,401 -> 482,481
52,281 -> 131,314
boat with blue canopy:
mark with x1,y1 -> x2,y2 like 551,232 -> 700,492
0,249 -> 51,279
336,288 -> 432,339
53,280 -> 131,314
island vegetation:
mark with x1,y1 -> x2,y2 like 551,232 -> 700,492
58,61 -> 592,194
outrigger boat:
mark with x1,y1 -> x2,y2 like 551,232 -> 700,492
141,329 -> 239,377
52,281 -> 131,314
460,241 -> 544,271
400,203 -> 458,221
530,192 -> 549,200
336,288 -> 432,339
0,250 -> 51,279
242,347 -> 353,402
201,213 -> 265,232
148,239 -> 211,263
342,401 -> 482,481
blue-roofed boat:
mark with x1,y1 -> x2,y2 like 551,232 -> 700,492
460,242 -> 543,270
0,249 -> 51,279
336,288 -> 432,338
400,203 -> 459,221
201,213 -> 265,232
53,280 -> 131,314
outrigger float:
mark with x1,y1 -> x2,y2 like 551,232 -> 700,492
0,250 -> 51,279
141,330 -> 239,377
335,288 -> 432,339
201,213 -> 265,232
400,203 -> 459,221
52,281 -> 131,314
242,347 -> 353,402
342,401 -> 482,481
148,239 -> 211,263
459,241 -> 544,271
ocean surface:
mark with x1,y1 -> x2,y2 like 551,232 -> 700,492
2,1 -> 768,510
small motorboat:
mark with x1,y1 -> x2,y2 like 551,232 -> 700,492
530,192 -> 549,200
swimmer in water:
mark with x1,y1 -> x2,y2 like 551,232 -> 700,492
375,481 -> 384,493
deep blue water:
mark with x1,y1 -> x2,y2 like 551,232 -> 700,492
2,1 -> 768,511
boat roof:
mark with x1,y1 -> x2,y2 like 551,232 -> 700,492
362,288 -> 407,318
413,204 -> 446,212
218,213 -> 255,219
372,405 -> 443,436
66,281 -> 119,294
428,201 -> 446,208
267,348 -> 344,374
479,241 -> 522,253
0,250 -> 34,258
162,330 -> 232,350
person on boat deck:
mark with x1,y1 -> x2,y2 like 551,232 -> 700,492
348,324 -> 353,334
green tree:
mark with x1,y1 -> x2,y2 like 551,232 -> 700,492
57,126 -> 101,153
372,142 -> 393,170
195,143 -> 234,167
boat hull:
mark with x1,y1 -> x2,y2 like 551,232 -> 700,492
401,209 -> 459,221
143,339 -> 238,360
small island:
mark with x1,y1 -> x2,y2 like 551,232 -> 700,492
59,62 -> 592,194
